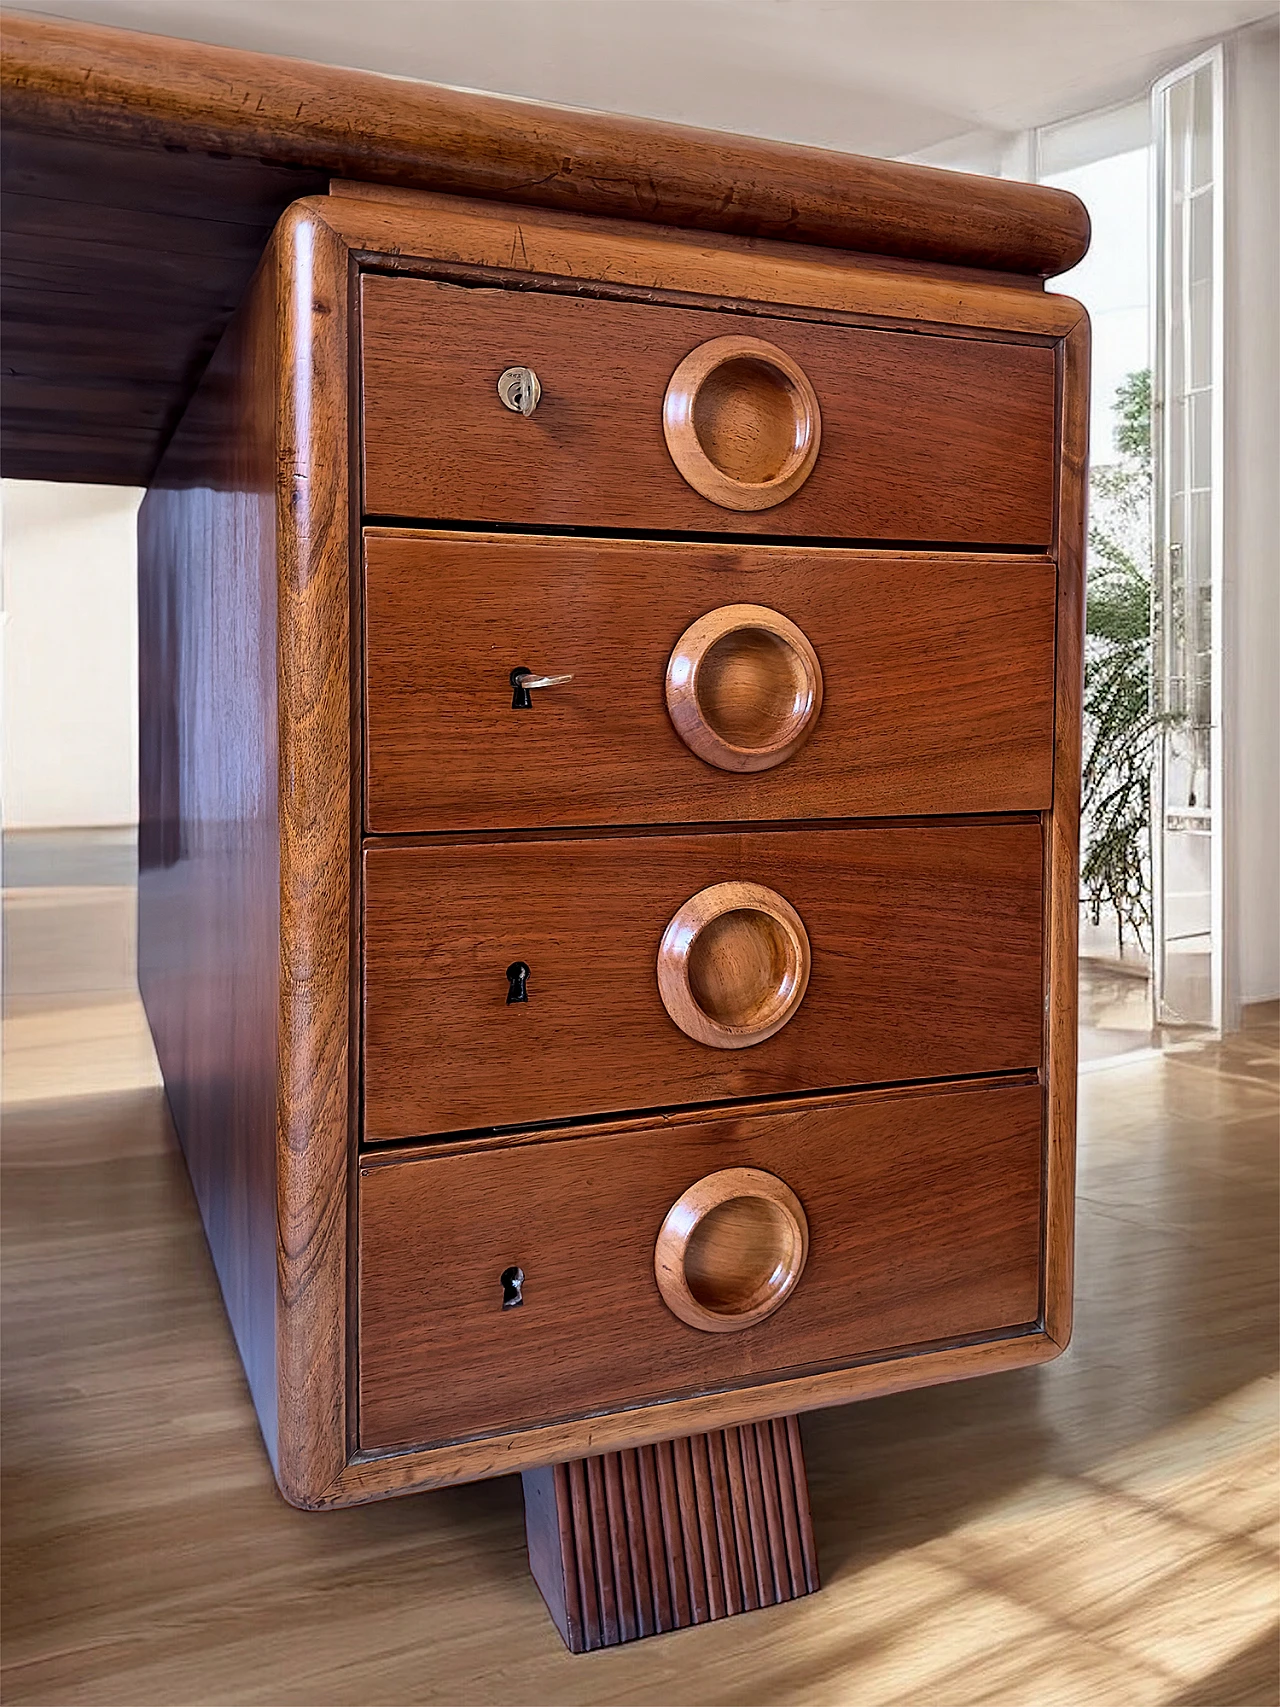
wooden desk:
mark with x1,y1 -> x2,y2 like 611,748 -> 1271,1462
1,11 -> 1089,1653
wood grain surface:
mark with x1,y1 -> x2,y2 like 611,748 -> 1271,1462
1043,313 -> 1090,1348
270,207 -> 356,1508
361,820 -> 1043,1140
522,1417 -> 818,1651
136,220 -> 282,1471
361,276 -> 1057,541
0,126 -> 327,484
357,1078 -> 1044,1450
1,11 -> 1089,273
138,203 -> 356,1509
363,534 -> 1057,832
323,186 -> 1089,339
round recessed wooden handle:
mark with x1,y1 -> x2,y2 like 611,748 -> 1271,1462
666,604 -> 823,772
662,335 -> 822,511
657,880 -> 810,1050
655,1167 -> 809,1333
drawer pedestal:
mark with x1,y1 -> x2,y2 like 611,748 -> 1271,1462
135,176 -> 1087,1656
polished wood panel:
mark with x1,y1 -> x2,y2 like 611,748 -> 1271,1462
1043,314 -> 1090,1347
0,126 -> 327,484
1,12 -> 1088,274
522,1418 -> 818,1651
357,1079 -> 1044,1450
325,185 -> 1089,339
136,221 -> 281,1470
351,1332 -> 1062,1500
361,276 -> 1057,541
138,203 -> 356,1510
270,208 -> 357,1510
362,534 -> 1058,832
362,821 -> 1044,1140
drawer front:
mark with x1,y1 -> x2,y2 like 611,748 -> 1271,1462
364,533 -> 1057,834
362,822 -> 1044,1140
358,1080 -> 1044,1450
361,276 -> 1056,544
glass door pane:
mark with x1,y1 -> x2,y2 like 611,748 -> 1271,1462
1039,112 -> 1155,1063
1152,49 -> 1224,1030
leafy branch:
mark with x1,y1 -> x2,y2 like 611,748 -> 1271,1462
1080,367 -> 1174,953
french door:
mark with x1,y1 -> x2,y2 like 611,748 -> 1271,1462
1151,47 -> 1225,1030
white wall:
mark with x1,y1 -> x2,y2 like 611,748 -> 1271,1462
1225,17 -> 1280,1006
1,481 -> 142,829
899,127 -> 1034,179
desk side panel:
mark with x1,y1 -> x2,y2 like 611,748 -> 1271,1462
137,252 -> 281,1468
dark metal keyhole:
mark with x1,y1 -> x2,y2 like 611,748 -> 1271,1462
500,1266 -> 525,1309
506,961 -> 530,1004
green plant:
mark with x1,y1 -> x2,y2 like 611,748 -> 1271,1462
1081,369 -> 1166,953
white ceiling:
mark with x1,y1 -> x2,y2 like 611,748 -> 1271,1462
14,0 -> 1279,158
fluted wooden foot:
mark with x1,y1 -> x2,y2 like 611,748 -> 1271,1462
522,1417 -> 819,1653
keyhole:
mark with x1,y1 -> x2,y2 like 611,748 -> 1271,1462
500,1266 -> 525,1309
506,961 -> 530,1004
497,366 -> 541,416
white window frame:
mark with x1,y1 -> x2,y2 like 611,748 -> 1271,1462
1150,44 -> 1228,1033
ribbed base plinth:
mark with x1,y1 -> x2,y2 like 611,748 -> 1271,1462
522,1416 -> 819,1653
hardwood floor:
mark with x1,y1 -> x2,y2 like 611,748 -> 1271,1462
3,836 -> 1277,1706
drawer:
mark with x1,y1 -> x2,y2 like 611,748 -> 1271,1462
358,1078 -> 1044,1450
361,277 -> 1056,544
362,821 -> 1044,1140
364,532 -> 1056,833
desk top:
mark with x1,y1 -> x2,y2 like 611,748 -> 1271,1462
1,10 -> 1088,487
